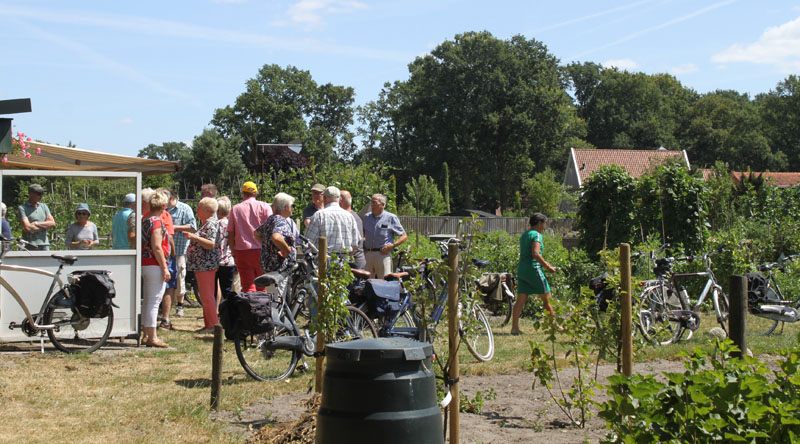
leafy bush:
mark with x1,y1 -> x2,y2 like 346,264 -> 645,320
599,339 -> 800,443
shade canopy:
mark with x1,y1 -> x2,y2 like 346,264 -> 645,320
0,141 -> 181,176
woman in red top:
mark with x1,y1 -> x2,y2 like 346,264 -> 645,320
140,189 -> 171,347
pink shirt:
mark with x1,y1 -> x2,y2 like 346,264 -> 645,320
227,196 -> 273,250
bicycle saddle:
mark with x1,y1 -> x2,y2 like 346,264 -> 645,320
254,271 -> 287,288
51,254 -> 78,265
472,259 -> 491,269
384,271 -> 409,281
351,268 -> 372,279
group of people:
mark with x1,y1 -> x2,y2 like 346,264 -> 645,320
134,180 -> 407,348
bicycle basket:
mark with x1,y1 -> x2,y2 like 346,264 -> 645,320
653,258 -> 673,277
744,272 -> 771,306
71,270 -> 116,318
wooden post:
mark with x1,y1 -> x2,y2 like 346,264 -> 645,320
619,243 -> 633,376
315,237 -> 328,393
447,241 -> 460,444
210,324 -> 224,410
729,275 -> 747,359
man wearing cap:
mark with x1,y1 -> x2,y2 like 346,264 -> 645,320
339,190 -> 366,269
18,183 -> 56,251
112,194 -> 137,250
306,186 -> 360,256
302,183 -> 325,228
228,181 -> 273,292
363,193 -> 407,278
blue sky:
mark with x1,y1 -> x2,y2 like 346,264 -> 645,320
1,0 -> 799,157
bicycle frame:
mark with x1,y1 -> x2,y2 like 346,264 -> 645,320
670,269 -> 722,312
1,262 -> 69,332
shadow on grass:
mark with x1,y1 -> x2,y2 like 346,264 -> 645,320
175,376 -> 250,389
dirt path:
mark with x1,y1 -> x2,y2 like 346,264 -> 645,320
213,359 -> 688,444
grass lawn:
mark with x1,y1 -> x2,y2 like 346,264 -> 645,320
0,305 -> 797,444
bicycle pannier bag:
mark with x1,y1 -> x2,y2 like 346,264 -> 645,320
232,292 -> 275,335
745,272 -> 769,304
365,279 -> 402,318
71,270 -> 116,318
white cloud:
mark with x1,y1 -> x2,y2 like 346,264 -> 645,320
602,58 -> 639,71
712,16 -> 800,72
116,117 -> 134,125
0,4 -> 405,61
283,0 -> 367,29
670,63 -> 699,75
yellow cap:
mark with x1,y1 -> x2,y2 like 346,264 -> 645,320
241,181 -> 258,193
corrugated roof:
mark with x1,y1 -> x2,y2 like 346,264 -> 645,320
573,149 -> 686,184
0,141 -> 180,176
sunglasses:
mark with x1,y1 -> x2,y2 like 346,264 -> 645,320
76,212 -> 90,216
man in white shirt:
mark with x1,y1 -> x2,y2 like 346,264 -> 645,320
305,186 -> 360,256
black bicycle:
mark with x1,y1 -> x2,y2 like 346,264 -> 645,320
748,254 -> 800,336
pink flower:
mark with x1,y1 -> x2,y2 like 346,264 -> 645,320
1,156 -> 7,163
36,148 -> 41,154
25,152 -> 31,159
26,137 -> 31,142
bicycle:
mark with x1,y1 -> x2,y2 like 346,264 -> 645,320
476,271 -> 516,327
0,238 -> 115,353
637,249 -> 729,345
748,254 -> 800,336
231,238 -> 378,381
353,239 -> 495,362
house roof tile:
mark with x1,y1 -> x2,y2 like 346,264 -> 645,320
573,149 -> 686,184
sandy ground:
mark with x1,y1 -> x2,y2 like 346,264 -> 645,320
211,359 -> 689,444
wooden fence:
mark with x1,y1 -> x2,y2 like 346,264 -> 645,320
397,216 -> 575,236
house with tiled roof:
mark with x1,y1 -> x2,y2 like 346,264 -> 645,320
563,148 -> 690,189
732,171 -> 800,188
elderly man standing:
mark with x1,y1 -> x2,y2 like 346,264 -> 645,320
111,193 -> 136,250
302,183 -> 325,228
363,193 -> 407,278
18,183 -> 56,251
339,190 -> 366,269
162,189 -> 196,319
228,181 -> 273,292
305,186 -> 360,256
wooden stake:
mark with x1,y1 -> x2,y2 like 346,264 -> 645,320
729,275 -> 747,359
447,241 -> 460,444
620,243 -> 633,376
210,324 -> 224,410
315,237 -> 328,393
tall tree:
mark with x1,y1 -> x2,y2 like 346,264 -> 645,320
756,75 -> 800,170
210,64 -> 356,168
178,129 -> 248,198
359,32 -> 583,210
138,141 -> 190,162
580,69 -> 697,150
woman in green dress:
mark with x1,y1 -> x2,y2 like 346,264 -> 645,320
511,213 -> 559,335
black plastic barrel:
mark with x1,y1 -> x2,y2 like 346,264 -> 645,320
316,337 -> 444,444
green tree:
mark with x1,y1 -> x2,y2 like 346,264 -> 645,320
178,129 -> 248,198
756,75 -> 800,170
211,64 -> 356,168
577,165 -> 638,258
398,175 -> 448,216
138,141 -> 190,162
680,90 -> 780,170
522,167 -> 568,217
358,32 -> 583,211
580,69 -> 697,150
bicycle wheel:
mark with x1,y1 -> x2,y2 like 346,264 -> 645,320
234,325 -> 298,381
44,304 -> 113,353
636,287 -> 683,345
460,305 -> 495,362
713,288 -> 730,335
334,306 -> 378,341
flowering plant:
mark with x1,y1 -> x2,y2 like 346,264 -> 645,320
2,131 -> 40,163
